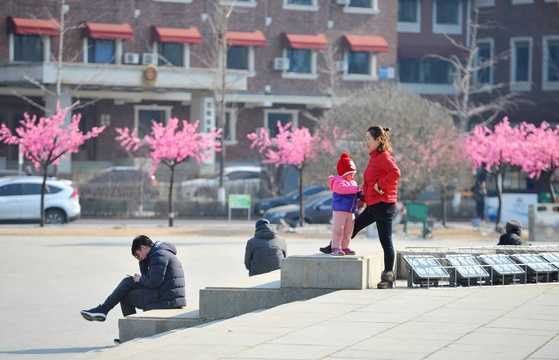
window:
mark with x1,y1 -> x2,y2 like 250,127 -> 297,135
220,0 -> 256,6
7,17 -> 59,63
343,0 -> 379,14
398,58 -> 455,84
287,48 -> 311,73
13,34 -> 43,62
510,37 -> 532,91
216,109 -> 237,144
227,46 -> 249,70
87,39 -> 116,64
283,0 -> 318,11
134,106 -> 172,139
264,110 -> 298,138
83,22 -> 133,65
157,42 -> 183,67
0,184 -> 21,197
543,35 -> 559,90
398,0 -> 420,33
350,0 -> 371,8
475,40 -> 493,85
474,0 -> 495,6
341,35 -> 387,80
511,0 -> 533,4
433,0 -> 462,35
347,51 -> 370,75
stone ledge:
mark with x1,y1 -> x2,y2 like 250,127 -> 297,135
118,304 -> 202,343
280,253 -> 384,289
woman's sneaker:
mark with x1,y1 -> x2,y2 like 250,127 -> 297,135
331,248 -> 345,256
342,248 -> 356,255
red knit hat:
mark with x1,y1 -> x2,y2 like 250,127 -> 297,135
337,152 -> 356,176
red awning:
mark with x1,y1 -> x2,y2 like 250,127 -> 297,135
151,26 -> 202,44
83,22 -> 134,40
226,30 -> 266,47
282,33 -> 328,50
7,17 -> 60,36
343,35 -> 388,53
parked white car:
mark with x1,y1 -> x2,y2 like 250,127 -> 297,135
180,166 -> 267,200
0,176 -> 81,224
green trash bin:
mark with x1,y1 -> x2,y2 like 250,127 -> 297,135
403,202 -> 429,238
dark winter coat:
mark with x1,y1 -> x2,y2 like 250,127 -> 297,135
497,233 -> 526,246
244,223 -> 287,276
138,241 -> 186,310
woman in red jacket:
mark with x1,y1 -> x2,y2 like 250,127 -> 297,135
357,126 -> 401,288
320,125 -> 401,289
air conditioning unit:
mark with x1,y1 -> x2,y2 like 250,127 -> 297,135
273,57 -> 289,71
142,53 -> 157,65
124,52 -> 139,64
334,60 -> 348,72
336,0 -> 350,5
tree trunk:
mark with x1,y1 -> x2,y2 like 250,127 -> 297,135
440,187 -> 447,227
40,170 -> 48,227
298,167 -> 304,227
168,166 -> 175,227
494,171 -> 503,231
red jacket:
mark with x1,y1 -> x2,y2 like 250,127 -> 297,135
362,150 -> 401,206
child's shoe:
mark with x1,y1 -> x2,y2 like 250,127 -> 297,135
342,248 -> 356,255
331,248 -> 345,256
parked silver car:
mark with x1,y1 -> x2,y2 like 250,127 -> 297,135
180,166 -> 268,200
0,176 -> 81,224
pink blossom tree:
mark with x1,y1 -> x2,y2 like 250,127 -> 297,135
0,106 -> 105,226
400,126 -> 472,226
248,121 -> 338,227
466,117 -> 523,229
515,121 -> 559,203
116,117 -> 221,227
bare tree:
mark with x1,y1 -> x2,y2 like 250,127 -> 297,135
430,7 -> 529,131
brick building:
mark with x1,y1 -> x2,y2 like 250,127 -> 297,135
0,0 -> 397,176
397,0 -> 559,129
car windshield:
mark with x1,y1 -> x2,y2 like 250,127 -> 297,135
303,191 -> 331,206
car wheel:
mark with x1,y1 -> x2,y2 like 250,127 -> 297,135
45,209 -> 67,224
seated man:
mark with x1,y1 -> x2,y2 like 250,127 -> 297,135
81,235 -> 186,323
497,220 -> 529,246
245,219 -> 287,276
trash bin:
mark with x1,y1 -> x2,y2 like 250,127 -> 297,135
403,202 -> 429,238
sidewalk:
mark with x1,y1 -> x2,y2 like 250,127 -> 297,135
80,283 -> 559,360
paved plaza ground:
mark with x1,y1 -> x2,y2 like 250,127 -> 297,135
0,219 -> 557,360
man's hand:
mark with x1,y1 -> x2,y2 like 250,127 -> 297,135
133,273 -> 141,283
374,183 -> 384,195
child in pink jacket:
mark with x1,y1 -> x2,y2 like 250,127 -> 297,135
328,152 -> 361,256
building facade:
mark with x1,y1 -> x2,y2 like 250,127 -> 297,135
397,0 -> 559,129
0,0 -> 397,176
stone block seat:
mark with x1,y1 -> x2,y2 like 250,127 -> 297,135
118,253 -> 385,343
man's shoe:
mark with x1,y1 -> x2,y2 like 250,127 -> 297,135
319,244 -> 332,254
114,339 -> 121,345
80,305 -> 108,322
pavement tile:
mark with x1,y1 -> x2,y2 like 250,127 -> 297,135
224,344 -> 342,359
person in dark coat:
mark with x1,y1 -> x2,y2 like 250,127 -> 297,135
244,219 -> 287,276
81,235 -> 186,323
498,220 -> 529,245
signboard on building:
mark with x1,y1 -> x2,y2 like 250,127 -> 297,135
379,67 -> 395,79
